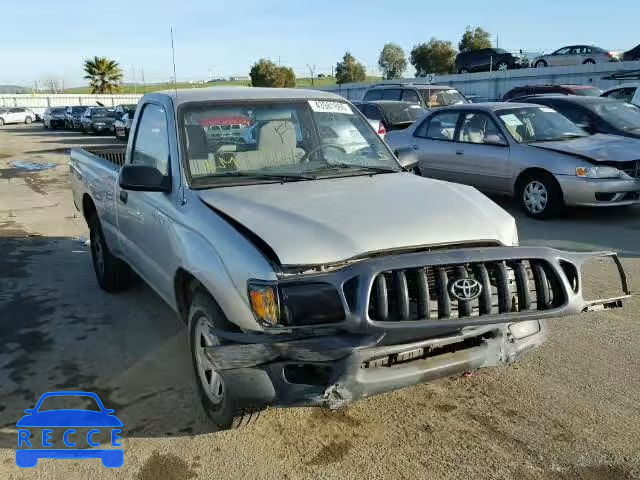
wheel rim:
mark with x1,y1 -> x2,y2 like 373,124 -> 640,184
523,180 -> 549,214
537,61 -> 545,68
498,63 -> 508,71
90,226 -> 105,278
194,316 -> 224,404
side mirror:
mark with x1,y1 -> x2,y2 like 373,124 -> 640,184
484,134 -> 508,146
119,164 -> 171,192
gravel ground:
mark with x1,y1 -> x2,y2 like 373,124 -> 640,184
0,123 -> 639,480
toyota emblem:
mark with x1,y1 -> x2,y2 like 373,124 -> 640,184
449,278 -> 482,302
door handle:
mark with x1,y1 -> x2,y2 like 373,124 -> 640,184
119,190 -> 128,204
455,150 -> 464,155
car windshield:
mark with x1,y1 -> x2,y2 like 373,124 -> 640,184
417,88 -> 468,108
588,101 -> 640,131
92,108 -> 116,117
181,100 -> 400,187
37,395 -> 101,412
379,103 -> 425,124
72,106 -> 86,113
497,106 -> 588,143
51,108 -> 66,114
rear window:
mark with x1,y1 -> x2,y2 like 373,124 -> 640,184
363,89 -> 383,101
571,86 -> 603,96
417,88 -> 468,108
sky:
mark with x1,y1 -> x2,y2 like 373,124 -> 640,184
2,0 -> 638,87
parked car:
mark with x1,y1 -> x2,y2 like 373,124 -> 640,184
502,84 -> 602,101
455,48 -> 526,73
601,83 -> 640,107
352,100 -> 425,132
533,45 -> 617,68
80,107 -> 117,134
113,104 -> 137,140
42,107 -> 67,129
514,95 -> 640,139
69,87 -> 627,429
0,107 -> 37,126
362,83 -> 468,109
622,44 -> 640,62
385,103 -> 640,219
65,106 -> 88,129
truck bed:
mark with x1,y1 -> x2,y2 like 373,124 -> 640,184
77,145 -> 127,167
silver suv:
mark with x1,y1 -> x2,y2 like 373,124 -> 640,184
363,83 -> 468,109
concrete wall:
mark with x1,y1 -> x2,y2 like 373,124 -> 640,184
0,94 -> 142,116
318,61 -> 640,102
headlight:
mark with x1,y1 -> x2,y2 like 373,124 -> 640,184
248,281 -> 345,327
575,166 -> 626,179
95,122 -> 105,126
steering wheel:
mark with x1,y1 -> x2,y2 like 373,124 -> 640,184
300,143 -> 347,163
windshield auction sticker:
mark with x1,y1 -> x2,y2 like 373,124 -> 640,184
15,391 -> 124,468
308,100 -> 353,114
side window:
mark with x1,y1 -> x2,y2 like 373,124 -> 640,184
381,89 -> 402,100
555,47 -> 571,55
414,112 -> 459,141
362,105 -> 383,121
402,89 -> 420,104
131,104 -> 169,174
9,108 -> 20,113
604,88 -> 635,103
457,112 -> 506,144
363,89 -> 383,101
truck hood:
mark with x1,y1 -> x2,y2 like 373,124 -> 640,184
198,173 -> 517,266
532,134 -> 640,162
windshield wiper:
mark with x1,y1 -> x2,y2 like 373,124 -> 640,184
215,171 -> 316,181
307,162 -> 398,175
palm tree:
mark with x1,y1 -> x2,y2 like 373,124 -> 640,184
83,56 -> 123,94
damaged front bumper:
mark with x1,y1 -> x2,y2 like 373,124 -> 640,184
204,246 -> 630,409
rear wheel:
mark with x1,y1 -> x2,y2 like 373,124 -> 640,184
517,173 -> 563,219
459,67 -> 469,74
496,61 -> 509,71
88,213 -> 131,292
535,60 -> 547,68
583,59 -> 596,65
0,118 -> 4,126
25,116 -> 33,124
189,290 -> 262,430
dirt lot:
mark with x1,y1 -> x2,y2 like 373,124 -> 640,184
0,123 -> 639,480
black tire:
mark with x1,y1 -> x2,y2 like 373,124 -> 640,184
517,173 -> 564,220
459,67 -> 469,74
188,290 -> 262,430
0,118 -> 4,126
43,121 -> 49,129
535,60 -> 547,68
88,213 -> 131,292
583,59 -> 596,65
496,61 -> 509,71
25,116 -> 33,124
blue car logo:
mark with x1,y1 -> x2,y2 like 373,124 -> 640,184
15,391 -> 123,468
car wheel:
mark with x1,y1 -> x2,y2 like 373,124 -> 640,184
496,61 -> 509,71
25,116 -> 33,124
459,67 -> 469,74
0,118 -> 4,126
583,59 -> 596,65
535,60 -> 547,68
88,213 -> 131,292
518,173 -> 563,219
43,121 -> 49,129
189,290 -> 263,430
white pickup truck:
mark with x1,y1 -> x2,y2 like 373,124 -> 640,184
70,87 -> 629,429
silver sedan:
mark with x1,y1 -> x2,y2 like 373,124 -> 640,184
532,45 -> 617,68
385,103 -> 640,219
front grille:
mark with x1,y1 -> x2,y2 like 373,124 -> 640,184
367,260 -> 565,322
619,160 -> 640,179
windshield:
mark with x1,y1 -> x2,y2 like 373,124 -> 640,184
72,106 -> 86,113
380,103 -> 425,124
589,101 -> 640,131
497,106 -> 588,143
418,88 -> 468,108
91,108 -> 116,117
181,100 -> 399,187
51,108 -> 66,114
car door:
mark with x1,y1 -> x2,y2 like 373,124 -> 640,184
472,49 -> 490,71
115,102 -> 176,302
411,110 -> 460,181
8,108 -> 21,123
549,47 -> 571,67
450,111 -> 511,192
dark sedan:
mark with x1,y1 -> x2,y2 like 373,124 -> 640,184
513,95 -> 640,139
352,101 -> 425,132
455,48 -> 526,73
80,107 -> 118,134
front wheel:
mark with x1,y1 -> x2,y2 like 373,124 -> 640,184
518,174 -> 563,220
459,67 -> 469,74
88,213 -> 131,292
189,291 -> 262,430
535,60 -> 547,68
583,59 -> 596,65
496,61 -> 509,71
24,116 -> 33,124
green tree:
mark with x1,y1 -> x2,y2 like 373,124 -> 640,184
335,52 -> 366,84
378,43 -> 407,80
458,26 -> 492,53
410,39 -> 457,76
83,56 -> 123,94
249,59 -> 296,87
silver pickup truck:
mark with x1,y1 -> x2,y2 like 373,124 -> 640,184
70,87 -> 630,430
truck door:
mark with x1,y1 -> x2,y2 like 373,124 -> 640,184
115,102 -> 176,302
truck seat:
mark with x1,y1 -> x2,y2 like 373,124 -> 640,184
233,120 -> 303,171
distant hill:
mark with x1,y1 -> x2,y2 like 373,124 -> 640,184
0,85 -> 31,94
